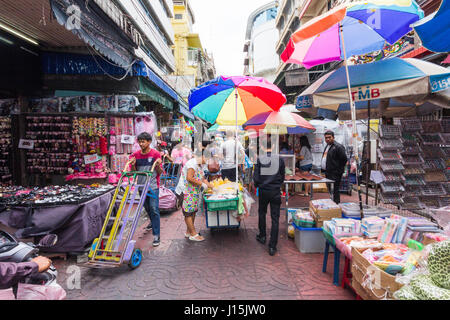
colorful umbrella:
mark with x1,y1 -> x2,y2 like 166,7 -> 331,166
188,75 -> 286,125
412,0 -> 450,53
189,75 -> 286,189
296,57 -> 450,108
242,110 -> 316,135
281,0 -> 424,69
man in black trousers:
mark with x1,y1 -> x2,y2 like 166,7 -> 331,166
321,130 -> 348,204
253,138 -> 285,256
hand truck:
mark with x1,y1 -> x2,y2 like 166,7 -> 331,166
86,166 -> 157,269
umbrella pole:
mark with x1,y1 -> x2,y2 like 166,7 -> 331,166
235,88 -> 239,194
366,100 -> 371,205
339,23 -> 364,219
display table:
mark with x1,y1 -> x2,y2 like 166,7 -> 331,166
284,178 -> 334,207
0,190 -> 113,253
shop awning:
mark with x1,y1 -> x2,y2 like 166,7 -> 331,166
54,90 -> 102,97
179,103 -> 195,120
187,34 -> 202,49
138,77 -> 174,110
43,52 -> 179,109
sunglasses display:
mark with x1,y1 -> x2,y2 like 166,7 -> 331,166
0,184 -> 115,207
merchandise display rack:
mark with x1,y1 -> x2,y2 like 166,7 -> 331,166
378,118 -> 450,212
0,116 -> 12,185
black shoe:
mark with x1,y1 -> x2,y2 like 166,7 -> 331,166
145,223 -> 152,231
269,247 -> 277,256
256,234 -> 266,245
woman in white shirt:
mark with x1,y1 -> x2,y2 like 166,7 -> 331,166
296,136 -> 313,196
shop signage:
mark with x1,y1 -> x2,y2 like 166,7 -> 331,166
18,139 -> 34,150
121,134 -> 135,144
430,74 -> 450,93
84,154 -> 101,165
296,95 -> 313,108
285,69 -> 310,87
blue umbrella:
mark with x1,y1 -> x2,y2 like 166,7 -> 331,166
412,0 -> 450,53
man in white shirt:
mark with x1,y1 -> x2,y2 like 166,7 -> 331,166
220,131 -> 245,182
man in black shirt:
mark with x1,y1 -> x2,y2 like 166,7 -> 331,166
253,138 -> 285,256
321,130 -> 348,204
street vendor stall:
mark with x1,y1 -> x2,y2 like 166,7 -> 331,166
0,184 -> 114,253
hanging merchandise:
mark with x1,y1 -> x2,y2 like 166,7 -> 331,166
0,116 -> 12,185
25,115 -> 72,175
67,117 -> 108,180
109,116 -> 135,175
133,112 -> 157,152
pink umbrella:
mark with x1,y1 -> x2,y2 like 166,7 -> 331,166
242,110 -> 315,134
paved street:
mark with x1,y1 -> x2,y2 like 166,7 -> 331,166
54,191 -> 359,300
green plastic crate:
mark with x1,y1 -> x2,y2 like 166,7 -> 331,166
322,227 -> 336,246
293,219 -> 315,228
204,197 -> 238,211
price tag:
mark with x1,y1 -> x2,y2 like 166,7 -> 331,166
121,134 -> 135,144
18,139 -> 34,150
84,154 -> 101,165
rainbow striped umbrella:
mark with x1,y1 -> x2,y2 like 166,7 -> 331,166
188,76 -> 286,125
242,110 -> 316,134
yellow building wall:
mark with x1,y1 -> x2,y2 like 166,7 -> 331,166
172,4 -> 198,78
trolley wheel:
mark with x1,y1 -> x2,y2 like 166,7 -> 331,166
128,248 -> 143,269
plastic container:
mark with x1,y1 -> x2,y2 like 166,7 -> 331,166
204,197 -> 238,211
293,223 -> 331,253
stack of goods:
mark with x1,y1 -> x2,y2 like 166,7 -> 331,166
25,116 -> 72,175
0,184 -> 114,207
394,241 -> 450,300
309,199 -> 342,228
208,178 -> 244,194
0,116 -> 12,185
422,233 -> 449,245
338,237 -> 383,250
362,216 -> 385,238
109,117 -> 135,173
377,214 -> 409,244
323,218 -> 361,236
68,117 -> 108,180
291,209 -> 315,228
361,243 -> 411,275
339,202 -> 392,218
378,125 -> 405,206
404,217 -> 441,243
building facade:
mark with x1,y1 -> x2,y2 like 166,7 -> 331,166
167,0 -> 216,100
273,0 -> 341,104
243,1 -> 279,83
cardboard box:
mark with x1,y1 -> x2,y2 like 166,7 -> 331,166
351,247 -> 403,300
310,202 -> 341,228
421,234 -> 438,246
352,277 -> 371,300
312,182 -> 328,193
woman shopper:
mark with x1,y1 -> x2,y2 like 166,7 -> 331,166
297,136 -> 313,197
182,141 -> 214,241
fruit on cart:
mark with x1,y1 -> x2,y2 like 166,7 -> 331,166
427,240 -> 450,289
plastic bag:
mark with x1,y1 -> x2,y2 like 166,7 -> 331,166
243,188 -> 255,213
0,283 -> 67,300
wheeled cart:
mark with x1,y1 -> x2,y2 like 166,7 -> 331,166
86,170 -> 154,269
203,195 -> 240,229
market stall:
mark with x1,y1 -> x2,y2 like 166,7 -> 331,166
0,184 -> 114,253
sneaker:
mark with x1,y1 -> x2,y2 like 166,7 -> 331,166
269,247 -> 277,256
153,236 -> 160,247
145,223 -> 152,231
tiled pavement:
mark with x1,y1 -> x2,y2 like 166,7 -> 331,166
53,191 -> 360,300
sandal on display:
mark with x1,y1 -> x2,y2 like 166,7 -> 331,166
189,234 -> 204,242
